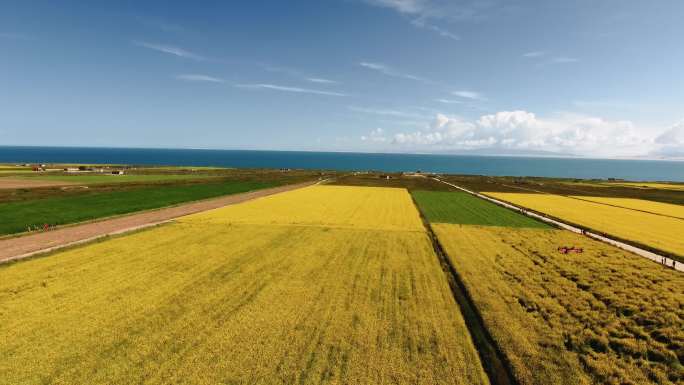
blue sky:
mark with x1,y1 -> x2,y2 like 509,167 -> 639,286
2,0 -> 683,158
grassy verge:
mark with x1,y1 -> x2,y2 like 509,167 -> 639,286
412,190 -> 549,228
0,181 -> 277,235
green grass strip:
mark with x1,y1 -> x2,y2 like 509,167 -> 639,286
0,181 -> 277,235
412,190 -> 549,228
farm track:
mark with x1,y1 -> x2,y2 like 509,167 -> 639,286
435,178 -> 684,272
0,177 -> 75,189
411,195 -> 518,385
0,181 -> 316,264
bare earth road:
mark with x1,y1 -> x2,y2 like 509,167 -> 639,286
0,178 -> 75,189
0,181 -> 314,264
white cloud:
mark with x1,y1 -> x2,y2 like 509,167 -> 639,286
364,1 -> 471,40
361,128 -> 388,143
176,74 -> 224,83
452,90 -> 485,100
236,84 -> 347,97
364,0 -> 426,14
410,18 -> 460,40
349,106 -> 429,119
133,41 -> 205,60
656,121 -> 684,145
307,78 -> 339,84
359,62 -> 430,82
435,99 -> 463,104
523,51 -> 545,58
391,110 -> 656,157
652,121 -> 684,157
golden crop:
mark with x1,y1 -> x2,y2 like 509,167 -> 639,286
0,186 -> 487,385
434,224 -> 684,385
485,192 -> 684,257
181,185 -> 425,232
607,182 -> 684,191
570,195 -> 684,220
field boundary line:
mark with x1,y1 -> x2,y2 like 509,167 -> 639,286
434,178 -> 683,272
410,195 -> 518,385
0,181 -> 317,265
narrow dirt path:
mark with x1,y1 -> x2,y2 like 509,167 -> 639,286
436,178 -> 684,273
0,181 -> 315,264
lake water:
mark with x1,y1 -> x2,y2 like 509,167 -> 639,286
1,146 -> 683,182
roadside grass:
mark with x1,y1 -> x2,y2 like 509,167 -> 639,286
434,224 -> 684,385
11,174 -> 218,184
0,186 -> 488,385
412,190 -> 549,228
0,181 -> 276,236
485,192 -> 684,261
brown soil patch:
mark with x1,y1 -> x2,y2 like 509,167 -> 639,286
0,178 -> 75,189
0,182 -> 314,263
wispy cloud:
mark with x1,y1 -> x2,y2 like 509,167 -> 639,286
133,41 -> 205,61
176,74 -> 225,83
452,90 -> 486,100
522,51 -> 545,58
307,78 -> 339,84
237,84 -> 347,97
359,62 -> 430,83
410,18 -> 460,40
260,64 -> 339,85
435,98 -> 463,104
363,0 -> 496,39
349,106 -> 429,119
551,56 -> 579,64
364,0 -> 426,14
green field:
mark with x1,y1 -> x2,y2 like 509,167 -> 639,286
12,174 -> 218,184
412,190 -> 549,228
0,181 -> 276,235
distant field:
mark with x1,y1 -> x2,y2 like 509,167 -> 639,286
186,185 -> 425,232
606,182 -> 684,191
412,190 -> 548,228
572,196 -> 684,219
486,192 -> 684,260
12,174 -> 218,184
0,185 -> 488,384
0,181 -> 276,235
434,224 -> 684,385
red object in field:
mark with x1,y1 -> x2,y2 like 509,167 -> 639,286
558,246 -> 584,254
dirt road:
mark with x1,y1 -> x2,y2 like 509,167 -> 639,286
0,178 -> 75,189
0,181 -> 314,264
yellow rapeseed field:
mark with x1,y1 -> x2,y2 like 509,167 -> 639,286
606,182 -> 684,191
181,185 -> 425,232
434,224 -> 684,385
0,186 -> 488,385
570,195 -> 684,219
485,192 -> 684,257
